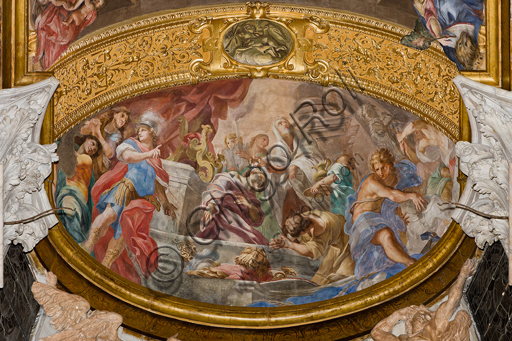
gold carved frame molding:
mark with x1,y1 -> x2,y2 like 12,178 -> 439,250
42,2 -> 467,142
0,1 -> 493,340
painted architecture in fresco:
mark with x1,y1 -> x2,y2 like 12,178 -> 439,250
54,78 -> 457,306
401,0 -> 486,70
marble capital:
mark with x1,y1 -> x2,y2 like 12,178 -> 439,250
0,77 -> 59,287
452,75 -> 512,256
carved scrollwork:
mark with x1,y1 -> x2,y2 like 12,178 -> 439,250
305,59 -> 330,86
452,75 -> 512,252
305,16 -> 330,34
188,16 -> 212,34
0,78 -> 59,261
51,5 -> 459,142
190,59 -> 213,84
246,2 -> 270,19
302,16 -> 331,85
53,25 -> 205,130
188,18 -> 214,83
188,124 -> 221,182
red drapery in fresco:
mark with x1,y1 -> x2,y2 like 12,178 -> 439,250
34,3 -> 97,70
118,79 -> 253,158
88,79 -> 253,284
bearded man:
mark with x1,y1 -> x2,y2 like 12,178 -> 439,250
270,210 -> 355,285
269,116 -> 330,226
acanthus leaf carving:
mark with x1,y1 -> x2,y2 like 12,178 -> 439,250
452,75 -> 512,253
0,77 -> 60,264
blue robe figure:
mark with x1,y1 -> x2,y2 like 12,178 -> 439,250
96,138 -> 158,239
327,163 -> 355,217
405,0 -> 484,69
344,160 -> 422,279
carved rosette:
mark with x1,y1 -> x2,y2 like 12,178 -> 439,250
452,75 -> 512,252
0,77 -> 60,257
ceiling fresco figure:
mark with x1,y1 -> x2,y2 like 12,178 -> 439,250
79,106 -> 132,179
6,0 -> 509,338
82,117 -> 177,285
196,170 -> 268,245
55,135 -> 102,243
344,148 -> 425,279
401,0 -> 485,69
32,0 -> 105,70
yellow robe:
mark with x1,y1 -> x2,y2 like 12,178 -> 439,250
298,210 -> 355,285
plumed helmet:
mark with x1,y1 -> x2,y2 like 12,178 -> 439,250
136,119 -> 159,135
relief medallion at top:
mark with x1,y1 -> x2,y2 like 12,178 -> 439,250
223,19 -> 293,66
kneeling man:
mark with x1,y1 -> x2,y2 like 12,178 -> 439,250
270,210 -> 355,285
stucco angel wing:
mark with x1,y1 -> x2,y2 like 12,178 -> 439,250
40,310 -> 123,341
31,272 -> 90,331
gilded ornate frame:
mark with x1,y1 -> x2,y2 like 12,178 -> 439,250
3,0 -> 507,339
2,0 -> 507,88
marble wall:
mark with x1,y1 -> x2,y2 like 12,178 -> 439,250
0,244 -> 40,341
467,242 -> 512,340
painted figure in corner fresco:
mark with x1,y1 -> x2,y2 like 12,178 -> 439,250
55,78 -> 458,307
402,0 -> 485,70
32,0 -> 105,70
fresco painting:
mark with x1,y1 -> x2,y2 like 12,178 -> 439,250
55,78 -> 457,306
401,0 -> 486,70
31,0 -> 104,70
29,0 -> 487,71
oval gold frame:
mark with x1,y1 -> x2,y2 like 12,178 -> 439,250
221,19 -> 295,68
33,3 -> 476,340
